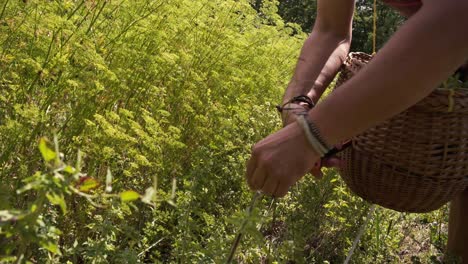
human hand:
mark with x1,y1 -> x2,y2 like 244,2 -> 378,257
309,154 -> 342,179
246,121 -> 320,197
281,102 -> 343,179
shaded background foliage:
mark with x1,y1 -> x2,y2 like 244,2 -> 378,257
274,0 -> 404,52
0,0 -> 450,263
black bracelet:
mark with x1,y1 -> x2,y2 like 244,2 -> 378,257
276,95 -> 315,113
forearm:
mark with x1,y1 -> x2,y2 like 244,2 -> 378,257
283,31 -> 351,104
307,39 -> 350,103
310,0 -> 468,146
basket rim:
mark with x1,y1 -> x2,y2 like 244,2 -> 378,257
345,52 -> 468,91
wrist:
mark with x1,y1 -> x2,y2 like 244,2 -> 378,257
307,81 -> 326,103
284,81 -> 324,106
283,80 -> 315,104
307,106 -> 338,148
289,120 -> 321,160
295,113 -> 332,157
277,95 -> 315,126
280,103 -> 309,126
307,90 -> 320,104
278,95 -> 315,111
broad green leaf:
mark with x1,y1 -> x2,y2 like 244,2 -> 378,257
39,138 -> 56,162
46,193 -> 67,214
63,165 -> 75,174
79,178 -> 99,192
40,241 -> 61,255
120,190 -> 139,202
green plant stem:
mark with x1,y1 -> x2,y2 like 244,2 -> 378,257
15,191 -> 46,263
85,0 -> 107,35
26,29 -> 58,94
138,238 -> 164,258
66,0 -> 86,20
0,0 -> 9,22
267,198 -> 277,261
226,191 -> 262,264
344,205 -> 376,264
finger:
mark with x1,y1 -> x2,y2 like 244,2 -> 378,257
250,165 -> 267,191
274,181 -> 290,197
246,152 -> 257,187
282,111 -> 291,126
309,160 -> 323,179
262,177 -> 278,196
310,166 -> 323,179
322,157 -> 343,168
312,160 -> 321,170
310,160 -> 323,179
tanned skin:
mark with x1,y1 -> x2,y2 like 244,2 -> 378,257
246,0 -> 468,260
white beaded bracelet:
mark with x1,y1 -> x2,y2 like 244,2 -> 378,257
296,114 -> 330,157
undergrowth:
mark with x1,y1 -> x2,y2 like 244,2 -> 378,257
0,0 -> 451,263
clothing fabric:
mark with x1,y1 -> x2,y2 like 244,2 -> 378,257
381,0 -> 422,17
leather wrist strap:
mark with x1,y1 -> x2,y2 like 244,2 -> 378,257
276,95 -> 315,113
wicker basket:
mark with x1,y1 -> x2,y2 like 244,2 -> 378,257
335,52 -> 468,212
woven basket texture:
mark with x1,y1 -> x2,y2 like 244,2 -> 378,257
335,52 -> 468,212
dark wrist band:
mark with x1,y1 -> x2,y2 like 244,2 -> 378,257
276,95 -> 315,113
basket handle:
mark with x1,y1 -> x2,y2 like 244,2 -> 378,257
324,140 -> 352,158
313,140 -> 353,170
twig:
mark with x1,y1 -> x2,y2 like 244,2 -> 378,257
138,238 -> 164,257
0,0 -> 9,22
344,204 -> 376,264
266,198 -> 278,261
226,192 -> 262,264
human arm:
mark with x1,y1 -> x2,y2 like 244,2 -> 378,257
247,0 -> 355,194
310,0 -> 468,146
247,0 -> 468,197
281,0 -> 354,126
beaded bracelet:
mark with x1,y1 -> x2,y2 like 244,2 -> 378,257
296,114 -> 331,157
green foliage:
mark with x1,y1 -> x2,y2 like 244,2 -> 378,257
275,0 -> 404,52
277,0 -> 317,32
0,136 -> 150,262
352,1 -> 405,53
441,73 -> 468,89
0,0 -> 451,263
